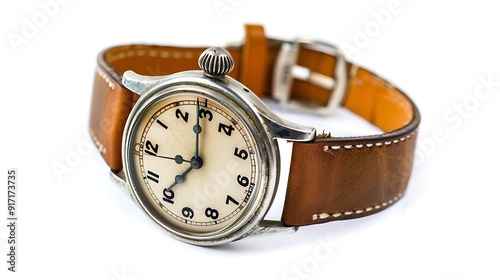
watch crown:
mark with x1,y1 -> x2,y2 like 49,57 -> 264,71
198,47 -> 234,78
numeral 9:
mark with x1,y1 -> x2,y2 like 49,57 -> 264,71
182,207 -> 194,219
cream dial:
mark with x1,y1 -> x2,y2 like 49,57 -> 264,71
130,93 -> 259,234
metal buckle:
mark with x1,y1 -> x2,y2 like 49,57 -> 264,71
272,38 -> 348,115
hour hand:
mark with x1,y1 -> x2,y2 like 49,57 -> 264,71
166,166 -> 193,192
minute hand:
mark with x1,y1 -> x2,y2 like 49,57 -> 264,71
194,98 -> 201,159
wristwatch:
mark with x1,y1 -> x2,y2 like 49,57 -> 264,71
89,24 -> 420,246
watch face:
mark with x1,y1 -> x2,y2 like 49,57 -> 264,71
123,84 -> 273,244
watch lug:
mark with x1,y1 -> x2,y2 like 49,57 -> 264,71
122,70 -> 164,94
260,111 -> 316,142
234,85 -> 315,141
109,170 -> 136,202
223,76 -> 315,142
245,220 -> 298,239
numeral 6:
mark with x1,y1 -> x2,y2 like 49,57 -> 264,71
237,175 -> 249,187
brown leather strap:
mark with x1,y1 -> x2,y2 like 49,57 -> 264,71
282,65 -> 419,226
89,45 -> 211,171
89,24 -> 420,226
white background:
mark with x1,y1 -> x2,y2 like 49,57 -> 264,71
1,1 -> 500,279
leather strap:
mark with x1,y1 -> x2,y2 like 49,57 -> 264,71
89,24 -> 420,227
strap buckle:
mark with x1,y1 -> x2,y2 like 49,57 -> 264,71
272,38 -> 348,115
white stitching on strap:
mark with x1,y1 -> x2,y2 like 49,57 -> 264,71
108,49 -> 198,63
96,68 -> 114,90
98,49 -> 197,90
311,193 -> 404,221
90,130 -> 106,155
323,131 -> 416,152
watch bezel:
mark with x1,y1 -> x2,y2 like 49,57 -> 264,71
121,71 -> 280,246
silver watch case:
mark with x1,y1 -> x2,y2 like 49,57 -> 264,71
113,69 -> 315,246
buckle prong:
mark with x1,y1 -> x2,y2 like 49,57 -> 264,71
272,38 -> 348,115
